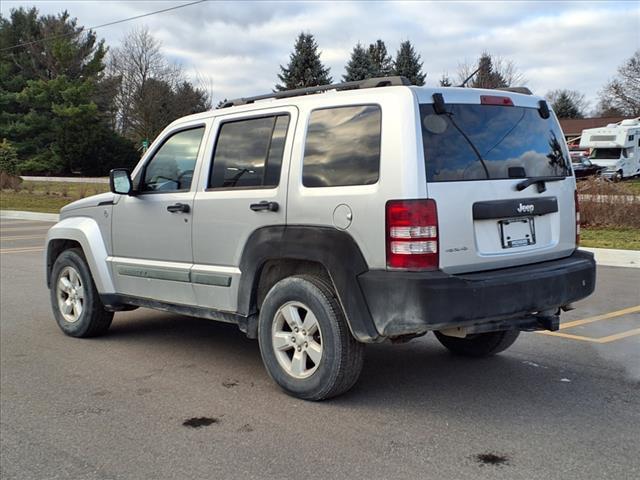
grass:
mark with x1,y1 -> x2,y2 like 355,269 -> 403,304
626,178 -> 640,195
0,181 -> 108,213
580,226 -> 640,251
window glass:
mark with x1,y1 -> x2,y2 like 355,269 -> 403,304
142,127 -> 204,192
209,115 -> 290,188
303,105 -> 381,187
420,104 -> 570,181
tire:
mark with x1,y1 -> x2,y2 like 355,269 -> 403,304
434,329 -> 520,357
258,275 -> 365,401
49,248 -> 113,338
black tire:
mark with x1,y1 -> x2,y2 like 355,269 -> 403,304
434,329 -> 520,357
258,275 -> 365,401
49,248 -> 113,338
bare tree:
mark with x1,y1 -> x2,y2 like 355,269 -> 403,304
597,50 -> 640,117
457,53 -> 527,88
107,26 -> 194,141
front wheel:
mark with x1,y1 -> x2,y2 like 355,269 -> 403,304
50,248 -> 113,338
258,275 -> 364,401
434,329 -> 520,357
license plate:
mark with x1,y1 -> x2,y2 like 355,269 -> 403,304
499,217 -> 536,248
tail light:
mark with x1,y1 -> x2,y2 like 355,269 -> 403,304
386,199 -> 438,270
574,190 -> 580,246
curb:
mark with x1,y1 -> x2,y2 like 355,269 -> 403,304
0,210 -> 60,222
581,247 -> 639,269
1,209 -> 639,268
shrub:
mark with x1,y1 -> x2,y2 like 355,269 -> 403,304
0,139 -> 19,175
0,170 -> 23,190
577,178 -> 640,228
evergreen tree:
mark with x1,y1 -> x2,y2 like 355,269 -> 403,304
343,43 -> 374,82
276,33 -> 332,91
368,39 -> 393,77
393,41 -> 426,86
439,74 -> 452,87
550,91 -> 583,118
470,52 -> 507,89
0,7 -> 138,174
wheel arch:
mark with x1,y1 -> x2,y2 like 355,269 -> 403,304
46,217 -> 115,294
238,226 -> 381,343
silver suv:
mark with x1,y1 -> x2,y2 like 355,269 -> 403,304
46,77 -> 596,400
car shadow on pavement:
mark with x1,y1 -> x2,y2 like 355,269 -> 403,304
100,309 -> 628,418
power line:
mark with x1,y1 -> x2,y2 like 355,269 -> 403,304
0,0 -> 206,53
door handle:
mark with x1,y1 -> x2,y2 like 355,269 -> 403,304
167,203 -> 190,213
250,201 -> 279,212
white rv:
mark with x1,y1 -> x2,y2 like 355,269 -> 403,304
579,118 -> 640,180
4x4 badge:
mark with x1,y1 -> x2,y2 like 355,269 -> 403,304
517,203 -> 535,214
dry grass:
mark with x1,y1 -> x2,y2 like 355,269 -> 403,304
577,178 -> 640,228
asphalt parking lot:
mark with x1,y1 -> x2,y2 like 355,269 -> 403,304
1,219 -> 639,480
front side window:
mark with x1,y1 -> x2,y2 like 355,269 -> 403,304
209,115 -> 290,189
303,105 -> 381,187
142,127 -> 205,192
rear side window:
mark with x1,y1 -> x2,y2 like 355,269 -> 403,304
420,104 -> 570,182
303,105 -> 381,187
209,115 -> 290,189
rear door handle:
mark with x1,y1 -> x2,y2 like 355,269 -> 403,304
167,203 -> 190,213
250,201 -> 279,212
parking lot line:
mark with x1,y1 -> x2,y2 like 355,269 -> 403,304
538,328 -> 640,344
559,305 -> 640,330
0,246 -> 44,254
1,235 -> 47,241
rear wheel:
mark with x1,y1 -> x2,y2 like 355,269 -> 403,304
258,275 -> 364,401
50,248 -> 113,338
434,329 -> 520,357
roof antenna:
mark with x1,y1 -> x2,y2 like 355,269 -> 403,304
457,66 -> 481,88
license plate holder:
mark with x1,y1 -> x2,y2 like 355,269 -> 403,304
499,217 -> 536,248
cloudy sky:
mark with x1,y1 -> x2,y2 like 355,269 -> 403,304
2,0 -> 639,110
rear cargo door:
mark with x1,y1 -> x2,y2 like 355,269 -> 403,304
418,92 -> 576,274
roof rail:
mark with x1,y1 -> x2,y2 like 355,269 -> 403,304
219,76 -> 411,108
496,86 -> 533,95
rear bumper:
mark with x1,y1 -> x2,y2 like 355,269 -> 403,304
357,250 -> 596,337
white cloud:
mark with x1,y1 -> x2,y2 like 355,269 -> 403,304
2,0 -> 638,110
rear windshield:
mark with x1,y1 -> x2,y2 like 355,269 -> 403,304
420,104 -> 570,182
590,148 -> 622,160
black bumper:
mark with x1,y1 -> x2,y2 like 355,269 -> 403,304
358,250 -> 596,337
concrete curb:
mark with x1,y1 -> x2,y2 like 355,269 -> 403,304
2,209 -> 639,268
581,247 -> 639,269
1,210 -> 59,222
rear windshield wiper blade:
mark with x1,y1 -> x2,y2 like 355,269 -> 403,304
516,176 -> 565,193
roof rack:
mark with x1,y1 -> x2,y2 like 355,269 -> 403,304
496,86 -> 533,95
219,76 -> 411,108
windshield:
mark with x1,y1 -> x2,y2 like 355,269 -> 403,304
420,104 -> 570,182
590,148 -> 622,160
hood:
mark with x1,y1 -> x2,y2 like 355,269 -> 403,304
60,192 -> 115,215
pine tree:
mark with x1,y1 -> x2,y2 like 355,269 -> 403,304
439,74 -> 452,87
551,91 -> 583,118
343,43 -> 374,82
368,39 -> 393,77
393,41 -> 426,86
470,52 -> 507,89
275,33 -> 332,91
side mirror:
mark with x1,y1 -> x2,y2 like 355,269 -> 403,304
109,169 -> 133,195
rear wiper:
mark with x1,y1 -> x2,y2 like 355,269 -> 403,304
516,176 -> 565,193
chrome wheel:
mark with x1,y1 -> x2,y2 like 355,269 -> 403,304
56,266 -> 85,323
271,301 -> 323,379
